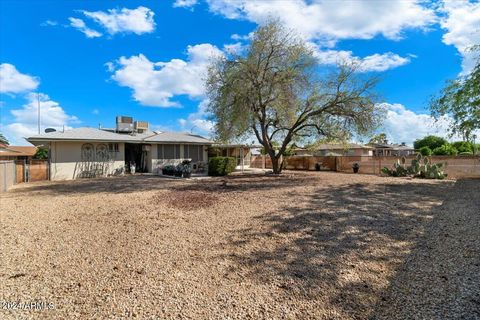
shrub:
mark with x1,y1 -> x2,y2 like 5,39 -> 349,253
418,146 -> 432,156
162,165 -> 176,176
208,156 -> 236,176
432,144 -> 458,156
451,141 -> 473,154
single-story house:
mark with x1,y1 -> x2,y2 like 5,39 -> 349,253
369,143 -> 416,157
295,143 -> 373,156
27,116 -> 213,180
0,143 -> 37,161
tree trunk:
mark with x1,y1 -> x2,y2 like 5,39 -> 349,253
271,155 -> 283,174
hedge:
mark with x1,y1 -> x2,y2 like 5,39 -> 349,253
208,156 -> 236,176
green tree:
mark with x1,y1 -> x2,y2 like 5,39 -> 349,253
413,135 -> 448,150
451,141 -> 473,154
430,45 -> 479,141
0,133 -> 9,145
206,21 -> 382,173
419,146 -> 432,156
33,147 -> 49,159
432,144 -> 458,156
368,133 -> 388,144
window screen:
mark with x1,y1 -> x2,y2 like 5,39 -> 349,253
158,144 -> 181,159
186,145 -> 204,161
175,145 -> 180,159
157,145 -> 163,159
164,145 -> 175,159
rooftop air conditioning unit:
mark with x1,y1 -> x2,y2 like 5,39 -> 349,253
116,116 -> 133,124
116,116 -> 134,133
135,121 -> 149,131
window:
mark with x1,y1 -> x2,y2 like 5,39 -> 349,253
108,143 -> 119,153
164,144 -> 175,159
185,145 -> 203,162
157,144 -> 180,159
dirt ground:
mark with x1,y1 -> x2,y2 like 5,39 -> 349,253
1,171 -> 479,319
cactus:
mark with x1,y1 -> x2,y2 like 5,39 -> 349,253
382,154 -> 447,179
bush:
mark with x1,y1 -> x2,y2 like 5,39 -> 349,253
451,141 -> 473,154
432,144 -> 458,156
208,156 -> 236,176
418,146 -> 432,156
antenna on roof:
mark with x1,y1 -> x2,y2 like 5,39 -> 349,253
37,92 -> 41,134
190,125 -> 197,134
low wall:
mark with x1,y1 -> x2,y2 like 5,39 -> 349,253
250,155 -> 480,179
0,161 -> 16,192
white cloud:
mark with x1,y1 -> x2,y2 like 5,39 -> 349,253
92,109 -> 99,115
40,20 -> 58,27
231,33 -> 251,41
206,0 -> 436,44
178,99 -> 215,134
378,103 -> 469,145
223,42 -> 245,54
109,43 -> 223,107
3,93 -> 79,145
438,0 -> 480,74
68,17 -> 102,38
311,47 -> 411,72
173,0 -> 198,9
0,63 -> 39,94
82,6 -> 155,35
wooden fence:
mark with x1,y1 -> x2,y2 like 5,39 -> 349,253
250,155 -> 480,179
14,159 -> 49,183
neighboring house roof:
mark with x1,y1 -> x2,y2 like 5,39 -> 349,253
0,143 -> 37,157
370,143 -> 414,150
27,127 -> 213,145
309,143 -> 373,150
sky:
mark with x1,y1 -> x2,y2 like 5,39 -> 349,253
0,0 -> 479,146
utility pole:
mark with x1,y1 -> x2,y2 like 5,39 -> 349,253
37,92 -> 41,134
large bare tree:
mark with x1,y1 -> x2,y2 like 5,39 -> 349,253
206,21 -> 383,173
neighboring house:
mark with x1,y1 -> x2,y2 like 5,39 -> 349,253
0,143 -> 37,160
295,143 -> 373,156
370,143 -> 416,157
27,116 -> 213,180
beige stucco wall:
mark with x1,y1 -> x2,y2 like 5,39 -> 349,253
50,141 -> 125,180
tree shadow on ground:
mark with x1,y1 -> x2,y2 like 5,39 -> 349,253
370,179 -> 480,320
218,179 -> 468,319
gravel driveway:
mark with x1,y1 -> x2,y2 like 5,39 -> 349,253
1,172 -> 478,319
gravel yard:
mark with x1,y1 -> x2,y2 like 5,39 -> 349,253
1,172 -> 479,319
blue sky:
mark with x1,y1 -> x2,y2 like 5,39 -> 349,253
0,0 -> 479,145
